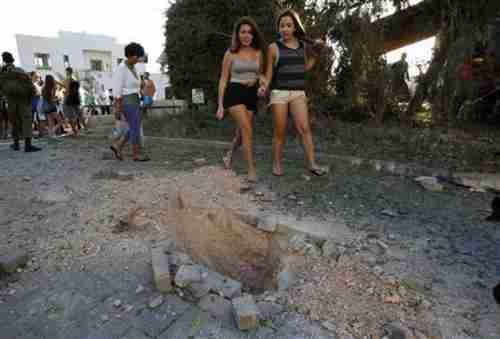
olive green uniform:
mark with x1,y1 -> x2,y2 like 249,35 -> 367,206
0,64 -> 33,140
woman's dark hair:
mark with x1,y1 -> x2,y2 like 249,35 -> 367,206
1,51 -> 14,64
42,75 -> 55,101
276,9 -> 306,39
125,42 -> 145,58
230,17 -> 265,53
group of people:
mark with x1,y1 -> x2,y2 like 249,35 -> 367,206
216,9 -> 328,182
2,9 -> 323,179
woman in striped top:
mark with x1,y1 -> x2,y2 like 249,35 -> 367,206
259,9 -> 327,177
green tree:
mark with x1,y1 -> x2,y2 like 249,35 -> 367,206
163,0 -> 275,101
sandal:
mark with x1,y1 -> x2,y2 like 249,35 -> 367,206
222,153 -> 232,170
133,155 -> 151,162
309,166 -> 328,177
110,145 -> 123,161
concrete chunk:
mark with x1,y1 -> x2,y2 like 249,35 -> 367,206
0,251 -> 29,274
152,247 -> 172,293
257,215 -> 278,233
174,264 -> 205,288
232,295 -> 259,330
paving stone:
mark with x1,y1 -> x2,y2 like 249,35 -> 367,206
187,270 -> 242,300
257,301 -> 285,320
132,295 -> 191,338
168,252 -> 194,266
257,215 -> 278,233
149,295 -> 164,309
0,250 -> 29,273
198,294 -> 234,326
152,247 -> 173,293
175,264 -> 206,288
157,308 -> 219,339
232,295 -> 259,330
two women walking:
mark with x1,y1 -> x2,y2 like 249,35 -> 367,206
218,10 -> 327,181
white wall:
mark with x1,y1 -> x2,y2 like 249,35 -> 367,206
15,31 -> 125,96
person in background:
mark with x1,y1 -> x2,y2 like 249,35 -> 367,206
63,67 -> 82,136
0,82 -> 8,140
112,42 -> 150,161
0,51 -> 41,152
141,72 -> 156,115
108,88 -> 114,114
42,75 -> 64,141
30,72 -> 41,134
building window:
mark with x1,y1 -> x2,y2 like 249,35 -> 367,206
34,53 -> 51,69
90,59 -> 103,72
117,58 -> 123,65
63,55 -> 70,68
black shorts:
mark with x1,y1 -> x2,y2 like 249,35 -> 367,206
223,82 -> 258,113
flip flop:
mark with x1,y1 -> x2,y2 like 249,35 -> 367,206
309,166 -> 328,177
109,145 -> 123,161
272,172 -> 284,177
133,155 -> 151,162
222,155 -> 232,170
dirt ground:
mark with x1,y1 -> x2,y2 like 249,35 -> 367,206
0,123 -> 499,338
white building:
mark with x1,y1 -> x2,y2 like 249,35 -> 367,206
15,31 -> 170,100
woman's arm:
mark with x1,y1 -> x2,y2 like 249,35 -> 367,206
258,44 -> 277,96
216,51 -> 232,120
305,40 -> 325,72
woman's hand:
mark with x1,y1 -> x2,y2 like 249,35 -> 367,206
114,99 -> 123,114
257,86 -> 267,98
216,106 -> 225,120
241,79 -> 257,87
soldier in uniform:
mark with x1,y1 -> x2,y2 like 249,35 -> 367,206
0,52 -> 41,152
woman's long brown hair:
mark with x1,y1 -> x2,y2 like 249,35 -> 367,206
42,75 -> 55,101
230,16 -> 265,53
276,9 -> 306,40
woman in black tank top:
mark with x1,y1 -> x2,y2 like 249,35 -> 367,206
216,17 -> 265,183
259,9 -> 328,177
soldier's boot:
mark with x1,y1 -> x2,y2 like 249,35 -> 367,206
10,139 -> 20,151
24,138 -> 41,152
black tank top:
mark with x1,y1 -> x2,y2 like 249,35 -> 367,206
271,40 -> 305,90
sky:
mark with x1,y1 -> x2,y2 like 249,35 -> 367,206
1,0 -> 433,77
0,0 -> 170,73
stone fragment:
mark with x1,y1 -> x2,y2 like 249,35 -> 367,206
152,247 -> 172,293
113,299 -> 122,308
415,176 -> 443,192
232,295 -> 259,330
257,215 -> 278,233
135,285 -> 145,294
168,252 -> 193,266
0,251 -> 29,274
174,264 -> 205,288
198,294 -> 233,324
381,209 -> 400,218
193,158 -> 207,166
148,295 -> 164,309
321,320 -> 337,332
188,270 -> 241,300
277,269 -> 295,291
322,240 -> 339,258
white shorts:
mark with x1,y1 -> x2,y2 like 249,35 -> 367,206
269,90 -> 307,105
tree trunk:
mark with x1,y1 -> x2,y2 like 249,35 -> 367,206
405,28 -> 449,124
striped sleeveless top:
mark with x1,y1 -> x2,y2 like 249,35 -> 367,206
272,40 -> 305,90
